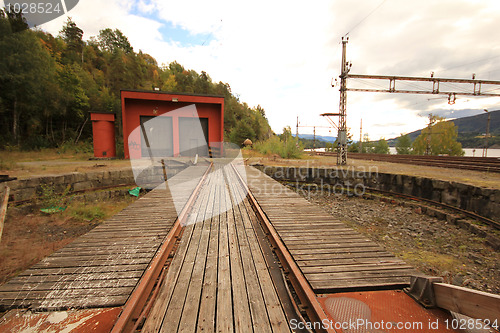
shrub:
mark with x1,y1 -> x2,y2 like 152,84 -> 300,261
254,127 -> 304,159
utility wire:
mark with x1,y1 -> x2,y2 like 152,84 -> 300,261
343,0 -> 389,37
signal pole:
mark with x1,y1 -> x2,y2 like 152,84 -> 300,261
337,37 -> 350,165
359,118 -> 363,153
328,40 -> 500,163
483,109 -> 491,157
296,116 -> 299,138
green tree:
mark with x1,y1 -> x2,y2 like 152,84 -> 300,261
0,12 -> 274,151
348,142 -> 360,152
396,133 -> 412,154
59,17 -> 84,63
97,28 -> 133,53
0,16 -> 54,145
412,115 -> 464,156
373,138 -> 390,154
229,121 -> 256,146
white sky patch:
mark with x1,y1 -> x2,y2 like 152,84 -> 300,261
23,0 -> 500,140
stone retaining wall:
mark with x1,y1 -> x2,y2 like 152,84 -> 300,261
252,165 -> 500,222
0,165 -> 184,202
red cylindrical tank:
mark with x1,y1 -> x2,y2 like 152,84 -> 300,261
90,112 -> 116,158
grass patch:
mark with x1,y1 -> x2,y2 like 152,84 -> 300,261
399,250 -> 462,272
64,197 -> 136,223
68,205 -> 107,222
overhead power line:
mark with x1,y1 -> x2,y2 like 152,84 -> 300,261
343,0 -> 389,37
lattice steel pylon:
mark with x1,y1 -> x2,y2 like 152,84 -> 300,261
322,37 -> 351,165
326,38 -> 500,165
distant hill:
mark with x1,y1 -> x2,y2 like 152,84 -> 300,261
294,134 -> 337,143
388,110 -> 500,148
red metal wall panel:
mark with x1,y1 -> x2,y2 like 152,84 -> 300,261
121,91 -> 224,159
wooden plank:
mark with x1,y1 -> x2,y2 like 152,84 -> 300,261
141,224 -> 196,333
0,278 -> 140,292
225,200 -> 253,332
19,264 -> 148,276
39,252 -> 157,262
301,263 -> 414,274
434,283 -> 500,323
176,177 -> 216,333
285,241 -> 380,249
0,286 -> 133,300
2,295 -> 129,311
297,256 -> 405,267
245,166 -> 416,292
289,246 -> 386,255
0,178 -> 195,311
311,277 -> 410,290
294,252 -> 395,260
159,172 -> 217,333
143,172 -> 214,333
235,179 -> 290,333
196,169 -> 222,332
306,269 -> 415,281
52,246 -> 158,256
216,178 -> 234,333
228,173 -> 272,333
5,270 -> 143,284
31,257 -> 152,268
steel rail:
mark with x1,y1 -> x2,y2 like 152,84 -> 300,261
230,163 -> 337,333
111,163 -> 213,333
315,152 -> 500,173
282,177 -> 499,230
365,187 -> 500,230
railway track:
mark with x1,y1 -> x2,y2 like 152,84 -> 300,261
365,187 -> 500,231
315,152 -> 500,173
113,163 -> 499,332
1,162 -> 499,332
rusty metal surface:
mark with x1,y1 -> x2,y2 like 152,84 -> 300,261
317,290 -> 461,333
0,307 -> 121,332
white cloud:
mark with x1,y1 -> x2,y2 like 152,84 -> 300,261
30,0 -> 500,140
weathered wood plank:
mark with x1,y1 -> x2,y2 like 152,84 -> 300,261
196,169 -> 222,333
246,166 -> 416,292
216,179 -> 233,333
143,170 -> 214,333
434,283 -> 500,323
159,173 -> 216,333
228,173 -> 272,333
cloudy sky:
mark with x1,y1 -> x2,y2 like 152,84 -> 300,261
7,0 -> 500,139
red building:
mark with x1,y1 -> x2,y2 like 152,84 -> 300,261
121,90 -> 224,159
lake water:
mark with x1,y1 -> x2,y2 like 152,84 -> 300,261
387,147 -> 500,157
308,147 -> 500,157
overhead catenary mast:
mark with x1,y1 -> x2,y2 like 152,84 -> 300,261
322,37 -> 351,165
324,39 -> 500,165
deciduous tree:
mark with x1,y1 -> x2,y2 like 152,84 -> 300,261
412,115 -> 464,156
396,133 -> 412,154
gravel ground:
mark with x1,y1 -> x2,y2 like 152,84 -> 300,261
292,187 -> 500,295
